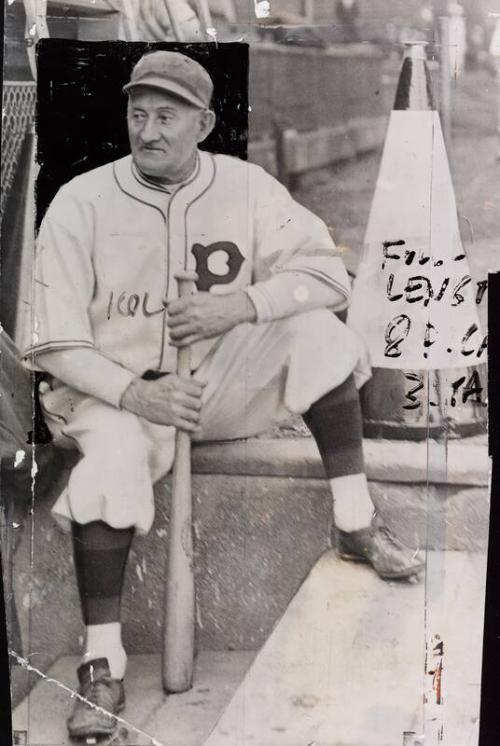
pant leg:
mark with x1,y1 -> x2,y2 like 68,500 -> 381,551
40,383 -> 167,535
40,309 -> 369,534
195,308 -> 370,442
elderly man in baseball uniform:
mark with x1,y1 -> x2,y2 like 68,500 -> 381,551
24,51 -> 423,738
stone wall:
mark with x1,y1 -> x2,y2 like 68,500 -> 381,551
248,42 -> 390,176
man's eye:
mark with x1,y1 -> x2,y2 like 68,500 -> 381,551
158,114 -> 174,125
132,113 -> 146,122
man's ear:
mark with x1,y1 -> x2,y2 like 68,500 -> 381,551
197,109 -> 216,143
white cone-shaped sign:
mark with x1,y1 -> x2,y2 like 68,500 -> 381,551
348,46 -> 485,374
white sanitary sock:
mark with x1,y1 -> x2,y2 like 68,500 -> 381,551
330,473 -> 375,533
82,622 -> 127,679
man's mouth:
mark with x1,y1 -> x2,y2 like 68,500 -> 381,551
141,146 -> 165,153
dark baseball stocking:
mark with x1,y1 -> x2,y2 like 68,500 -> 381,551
303,374 -> 375,532
72,520 -> 134,679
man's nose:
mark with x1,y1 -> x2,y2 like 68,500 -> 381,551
139,116 -> 160,143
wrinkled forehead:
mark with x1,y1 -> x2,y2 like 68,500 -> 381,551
127,85 -> 202,113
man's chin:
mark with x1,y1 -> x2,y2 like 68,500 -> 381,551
134,154 -> 171,180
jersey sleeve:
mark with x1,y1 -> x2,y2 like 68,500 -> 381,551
245,270 -> 348,324
36,348 -> 137,410
22,184 -> 96,366
249,167 -> 351,319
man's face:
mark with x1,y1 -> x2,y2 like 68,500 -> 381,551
127,87 -> 212,182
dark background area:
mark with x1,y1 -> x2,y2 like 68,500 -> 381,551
1,3 -> 14,743
0,554 -> 12,746
35,39 -> 249,226
479,271 -> 500,745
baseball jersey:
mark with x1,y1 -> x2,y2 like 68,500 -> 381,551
24,150 -> 351,384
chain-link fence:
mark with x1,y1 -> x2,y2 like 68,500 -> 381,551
1,82 -> 36,218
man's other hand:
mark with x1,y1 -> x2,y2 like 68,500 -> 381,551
121,374 -> 206,432
167,290 -> 257,347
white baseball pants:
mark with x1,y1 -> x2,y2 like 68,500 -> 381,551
39,310 -> 369,534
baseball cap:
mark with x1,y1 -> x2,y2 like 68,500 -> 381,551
123,51 -> 213,109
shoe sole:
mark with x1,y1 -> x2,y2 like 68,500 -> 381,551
337,550 -> 370,563
337,551 -> 425,580
68,701 -> 126,740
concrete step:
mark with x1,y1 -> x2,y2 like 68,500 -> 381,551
9,436 -> 489,708
12,550 -> 486,746
204,550 -> 486,746
12,650 -> 255,746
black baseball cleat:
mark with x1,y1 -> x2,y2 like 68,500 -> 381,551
67,658 -> 125,740
335,513 -> 424,581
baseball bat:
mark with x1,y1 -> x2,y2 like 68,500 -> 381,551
162,270 -> 199,693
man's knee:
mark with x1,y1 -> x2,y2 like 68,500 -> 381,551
282,309 -> 344,348
63,406 -> 154,531
61,399 -> 148,464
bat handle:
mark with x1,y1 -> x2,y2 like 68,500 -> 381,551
162,271 -> 198,694
174,271 -> 198,378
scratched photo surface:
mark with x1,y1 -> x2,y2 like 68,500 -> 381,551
1,2 -> 499,746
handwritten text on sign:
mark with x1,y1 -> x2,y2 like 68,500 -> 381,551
380,239 -> 487,366
404,370 -> 486,410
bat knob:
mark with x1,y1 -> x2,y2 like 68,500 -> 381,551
174,270 -> 199,283
175,271 -> 199,299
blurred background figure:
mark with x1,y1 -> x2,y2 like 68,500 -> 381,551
490,15 -> 500,63
489,15 -> 500,159
107,0 -> 203,41
82,0 -> 241,42
468,23 -> 486,69
448,1 -> 467,77
211,0 -> 236,20
336,0 -> 360,42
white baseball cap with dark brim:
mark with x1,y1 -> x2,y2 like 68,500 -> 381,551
123,51 -> 213,109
